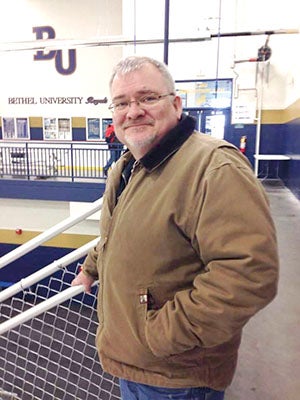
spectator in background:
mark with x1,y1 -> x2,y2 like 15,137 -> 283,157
103,123 -> 122,176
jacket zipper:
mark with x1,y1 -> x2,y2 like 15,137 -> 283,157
128,160 -> 140,184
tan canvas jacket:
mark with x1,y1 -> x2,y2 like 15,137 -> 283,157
82,115 -> 279,390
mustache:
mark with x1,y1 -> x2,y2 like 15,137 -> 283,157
123,120 -> 154,129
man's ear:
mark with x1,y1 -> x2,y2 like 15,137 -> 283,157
173,95 -> 183,119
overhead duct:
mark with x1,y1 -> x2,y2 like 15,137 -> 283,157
0,28 -> 298,53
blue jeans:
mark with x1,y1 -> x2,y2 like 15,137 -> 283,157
119,379 -> 225,400
104,145 -> 122,174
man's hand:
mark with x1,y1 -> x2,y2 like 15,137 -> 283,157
71,270 -> 95,293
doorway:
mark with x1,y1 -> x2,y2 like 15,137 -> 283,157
185,108 -> 231,140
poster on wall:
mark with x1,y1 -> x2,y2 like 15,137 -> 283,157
175,80 -> 232,109
231,91 -> 257,124
86,118 -> 101,141
44,118 -> 57,140
2,117 -> 15,139
58,118 -> 71,140
195,80 -> 232,108
2,117 -> 30,139
16,118 -> 30,139
43,117 -> 72,140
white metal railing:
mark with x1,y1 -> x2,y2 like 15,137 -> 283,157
0,237 -> 99,305
0,196 -> 103,327
0,280 -> 98,336
0,197 -> 103,270
0,263 -> 120,399
0,141 -> 124,181
0,194 -> 118,399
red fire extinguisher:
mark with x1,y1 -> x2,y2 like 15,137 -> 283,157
239,135 -> 247,154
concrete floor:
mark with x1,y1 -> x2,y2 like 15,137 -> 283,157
226,181 -> 300,400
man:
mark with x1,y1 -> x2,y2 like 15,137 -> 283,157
72,56 -> 279,400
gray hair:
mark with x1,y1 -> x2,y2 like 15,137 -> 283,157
109,56 -> 176,93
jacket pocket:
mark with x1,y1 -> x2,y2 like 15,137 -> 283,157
98,287 -> 161,369
137,288 -> 157,353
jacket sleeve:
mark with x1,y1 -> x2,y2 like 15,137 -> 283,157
81,241 -> 101,279
145,157 -> 279,358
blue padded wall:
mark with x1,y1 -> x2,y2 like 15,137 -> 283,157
282,118 -> 300,199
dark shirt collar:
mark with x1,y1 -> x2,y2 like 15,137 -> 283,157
139,113 -> 196,172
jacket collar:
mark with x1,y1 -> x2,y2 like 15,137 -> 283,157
138,114 -> 196,172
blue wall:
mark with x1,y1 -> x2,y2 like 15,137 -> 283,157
0,179 -> 105,202
226,121 -> 300,200
282,118 -> 300,199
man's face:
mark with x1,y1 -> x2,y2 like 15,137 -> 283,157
110,63 -> 182,159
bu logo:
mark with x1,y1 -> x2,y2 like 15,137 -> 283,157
33,26 -> 76,75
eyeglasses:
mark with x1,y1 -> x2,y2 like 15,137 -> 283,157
108,93 -> 175,113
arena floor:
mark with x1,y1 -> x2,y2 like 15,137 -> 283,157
226,181 -> 300,400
